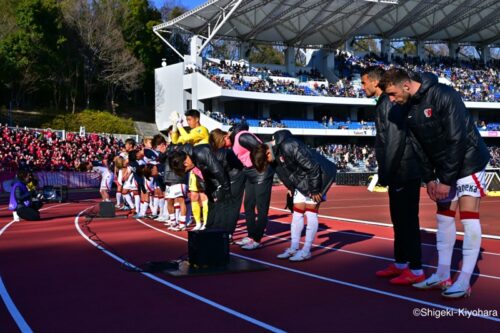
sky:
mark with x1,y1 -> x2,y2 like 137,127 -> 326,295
151,0 -> 206,9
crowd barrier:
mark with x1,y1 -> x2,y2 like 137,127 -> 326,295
335,172 -> 377,186
35,172 -> 101,189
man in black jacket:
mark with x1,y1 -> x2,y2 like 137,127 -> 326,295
361,66 -> 424,285
380,68 -> 491,298
251,130 -> 336,261
169,144 -> 232,230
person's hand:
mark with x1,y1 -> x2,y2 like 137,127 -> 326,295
435,183 -> 451,201
310,193 -> 322,203
426,181 -> 437,201
169,111 -> 179,123
287,190 -> 293,197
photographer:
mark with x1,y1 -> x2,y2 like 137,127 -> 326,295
8,170 -> 43,221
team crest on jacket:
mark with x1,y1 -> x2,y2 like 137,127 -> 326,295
423,108 -> 432,118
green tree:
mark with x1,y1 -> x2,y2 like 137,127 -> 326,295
249,44 -> 284,65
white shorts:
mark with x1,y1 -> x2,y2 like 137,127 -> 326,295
116,170 -> 123,186
100,174 -> 114,191
165,184 -> 187,199
439,169 -> 486,202
144,177 -> 156,194
123,174 -> 138,191
293,189 -> 326,205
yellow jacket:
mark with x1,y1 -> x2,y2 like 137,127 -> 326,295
171,125 -> 209,145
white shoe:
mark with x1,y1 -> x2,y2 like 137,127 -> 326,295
276,248 -> 297,259
241,239 -> 261,250
441,282 -> 471,298
192,224 -> 202,231
170,224 -> 186,231
235,237 -> 252,246
199,224 -> 206,231
412,273 -> 453,290
289,250 -> 311,262
13,212 -> 20,222
155,216 -> 166,222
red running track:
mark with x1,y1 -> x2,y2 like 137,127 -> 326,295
0,185 -> 499,332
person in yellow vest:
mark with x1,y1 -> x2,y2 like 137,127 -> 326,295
171,109 -> 210,230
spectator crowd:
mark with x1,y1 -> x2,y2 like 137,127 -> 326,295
0,125 -> 124,172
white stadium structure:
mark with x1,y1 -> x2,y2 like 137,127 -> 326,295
152,0 -> 500,143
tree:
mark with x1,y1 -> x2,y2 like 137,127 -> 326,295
249,44 -> 284,64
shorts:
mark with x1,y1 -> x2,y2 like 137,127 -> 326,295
188,172 -> 205,192
123,174 -> 138,191
144,177 -> 156,194
100,174 -> 114,191
439,169 -> 486,203
166,183 -> 187,199
293,189 -> 326,205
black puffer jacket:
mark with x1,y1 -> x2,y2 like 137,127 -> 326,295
158,152 -> 186,185
407,73 -> 490,185
375,93 -> 421,186
213,148 -> 244,183
173,144 -> 231,201
272,130 -> 336,196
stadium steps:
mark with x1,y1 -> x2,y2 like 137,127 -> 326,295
134,121 -> 160,137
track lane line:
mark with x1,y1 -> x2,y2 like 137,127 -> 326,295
74,209 -> 286,333
135,218 -> 500,323
0,202 -> 70,333
270,206 -> 500,240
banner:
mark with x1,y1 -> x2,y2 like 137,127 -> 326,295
35,172 -> 101,189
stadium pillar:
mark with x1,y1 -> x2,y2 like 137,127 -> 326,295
190,35 -> 203,68
416,40 -> 425,60
478,46 -> 491,65
306,106 -> 314,120
213,99 -> 225,115
239,42 -> 250,61
449,42 -> 459,59
350,107 -> 358,122
285,47 -> 296,76
345,38 -> 355,53
259,103 -> 270,118
381,39 -> 391,62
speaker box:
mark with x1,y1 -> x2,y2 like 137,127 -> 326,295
99,201 -> 116,218
43,185 -> 68,203
188,229 -> 229,267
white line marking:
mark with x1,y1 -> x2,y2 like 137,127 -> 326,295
266,212 -> 500,257
74,209 -> 285,333
0,276 -> 33,333
270,206 -> 500,240
0,203 -> 68,332
262,220 -> 500,280
135,218 -> 500,323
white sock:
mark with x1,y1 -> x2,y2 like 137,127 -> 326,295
124,194 -> 135,209
394,263 -> 408,270
134,195 -> 140,212
140,202 -> 149,216
456,214 -> 481,288
303,211 -> 319,253
151,197 -> 159,216
169,214 -> 176,224
290,210 -> 304,250
158,198 -> 165,217
116,192 -> 122,205
179,215 -> 186,226
175,203 -> 180,221
435,211 -> 456,280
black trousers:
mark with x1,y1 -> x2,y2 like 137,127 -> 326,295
388,178 -> 422,270
243,177 -> 272,243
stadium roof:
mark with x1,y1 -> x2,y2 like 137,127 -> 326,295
153,0 -> 500,49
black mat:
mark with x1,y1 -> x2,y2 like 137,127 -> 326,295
163,256 -> 268,277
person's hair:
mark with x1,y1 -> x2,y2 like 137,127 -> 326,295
209,129 -> 228,150
125,138 -> 136,147
168,151 -> 188,176
184,109 -> 200,118
379,68 -> 411,91
143,137 -> 153,146
361,66 -> 385,81
250,143 -> 270,173
113,156 -> 125,169
152,134 -> 166,148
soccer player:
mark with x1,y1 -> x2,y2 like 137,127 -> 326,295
361,66 -> 424,285
251,130 -> 336,261
380,68 -> 491,298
